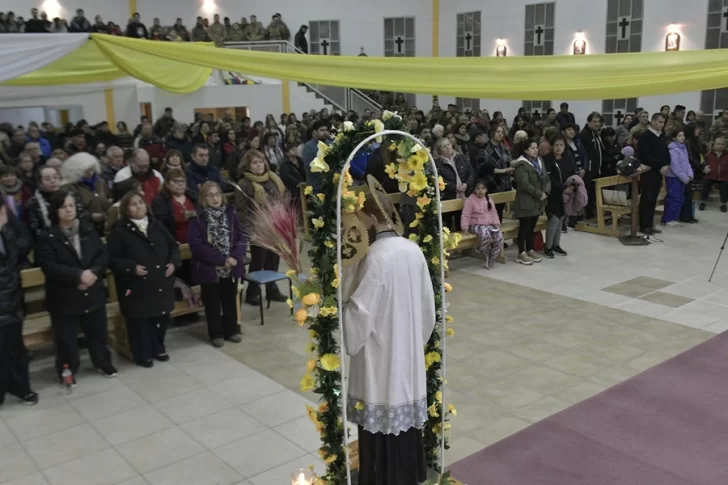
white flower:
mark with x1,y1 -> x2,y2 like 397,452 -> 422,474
382,110 -> 397,121
410,143 -> 423,153
343,121 -> 355,132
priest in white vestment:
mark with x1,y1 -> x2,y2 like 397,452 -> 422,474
343,189 -> 436,485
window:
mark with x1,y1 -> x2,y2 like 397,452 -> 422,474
456,98 -> 481,114
308,20 -> 340,55
602,0 -> 643,126
700,0 -> 728,127
523,4 -> 555,120
384,17 -> 416,106
456,11 -> 481,57
522,101 -> 552,119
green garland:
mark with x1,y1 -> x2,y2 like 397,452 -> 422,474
292,116 -> 460,484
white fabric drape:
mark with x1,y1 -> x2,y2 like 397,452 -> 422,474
0,33 -> 89,83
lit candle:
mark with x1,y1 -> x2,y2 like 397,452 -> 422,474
290,468 -> 313,485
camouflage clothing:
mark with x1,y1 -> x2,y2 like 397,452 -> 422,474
709,118 -> 728,143
266,20 -> 290,40
191,25 -> 210,42
664,114 -> 684,136
245,21 -> 266,41
208,21 -> 225,46
229,22 -> 246,41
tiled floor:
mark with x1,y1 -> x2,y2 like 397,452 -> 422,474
2,205 -> 727,484
0,332 -> 327,485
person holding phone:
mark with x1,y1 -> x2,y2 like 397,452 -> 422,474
108,192 -> 180,367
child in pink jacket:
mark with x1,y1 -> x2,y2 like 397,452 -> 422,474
461,181 -> 503,269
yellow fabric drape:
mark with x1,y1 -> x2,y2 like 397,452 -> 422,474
5,33 -> 728,98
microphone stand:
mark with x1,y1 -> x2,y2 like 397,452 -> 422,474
709,230 -> 728,282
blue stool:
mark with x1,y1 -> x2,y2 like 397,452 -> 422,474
243,271 -> 292,325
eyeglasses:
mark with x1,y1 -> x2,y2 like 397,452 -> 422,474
170,179 -> 186,185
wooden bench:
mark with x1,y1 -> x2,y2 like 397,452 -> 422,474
575,174 -> 666,237
21,242 -> 243,360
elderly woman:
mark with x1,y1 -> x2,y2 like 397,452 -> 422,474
434,137 -> 473,231
108,192 -> 180,367
61,152 -> 111,235
189,182 -> 247,347
235,149 -> 287,306
36,191 -> 116,383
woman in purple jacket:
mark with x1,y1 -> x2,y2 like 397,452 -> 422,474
663,128 -> 694,227
188,181 -> 247,347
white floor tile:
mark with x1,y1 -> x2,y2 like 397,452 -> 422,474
208,374 -> 286,406
1,472 -> 49,485
154,388 -> 233,426
92,405 -> 175,446
68,386 -> 147,422
661,278 -> 726,299
703,318 -> 728,334
63,371 -> 125,399
125,367 -> 203,403
43,449 -> 137,485
239,390 -> 313,428
4,397 -> 84,442
614,299 -> 674,318
680,301 -> 728,320
273,416 -> 324,453
247,454 -> 325,485
173,360 -> 254,386
116,479 -> 150,485
659,309 -> 721,329
180,407 -> 267,450
24,423 -> 109,470
144,451 -> 241,485
0,444 -> 38,483
0,419 -> 18,450
213,430 -> 307,478
115,427 -> 205,474
574,290 -> 633,307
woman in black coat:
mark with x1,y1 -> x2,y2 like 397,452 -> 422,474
0,201 -> 37,406
35,191 -> 116,382
278,146 -> 306,198
108,191 -> 181,368
542,135 -> 575,258
434,137 -> 474,231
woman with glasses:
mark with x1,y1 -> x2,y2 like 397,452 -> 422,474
152,168 -> 196,244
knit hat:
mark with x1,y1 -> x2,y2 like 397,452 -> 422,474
621,146 -> 634,158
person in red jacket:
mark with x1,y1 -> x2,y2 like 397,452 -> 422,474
699,137 -> 728,213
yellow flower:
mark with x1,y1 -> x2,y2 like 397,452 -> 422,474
435,391 -> 443,403
300,374 -> 315,392
382,110 -> 397,121
319,306 -> 337,317
417,195 -> 431,210
407,154 -> 425,172
445,314 -> 453,323
388,142 -> 397,152
332,278 -> 339,289
324,454 -> 338,464
304,185 -> 314,196
308,329 -> 318,339
332,172 -> 341,184
286,298 -> 294,309
398,181 -> 410,193
423,234 -> 433,243
407,189 -> 419,198
305,404 -> 318,424
319,402 -> 329,413
306,341 -> 317,354
310,157 -> 330,173
447,328 -> 455,337
285,269 -> 297,278
431,256 -> 441,266
292,286 -> 301,299
448,404 -> 458,417
356,191 -> 366,209
385,164 -> 398,180
302,293 -> 321,306
306,359 -> 317,372
432,424 -> 442,434
409,218 -> 420,228
317,141 -> 329,158
444,282 -> 453,293
343,121 -> 355,131
316,193 -> 325,202
427,403 -> 439,417
317,448 -> 328,459
425,351 -> 441,370
409,171 -> 428,192
344,170 -> 353,186
408,234 -> 419,243
295,309 -> 308,325
314,479 -> 328,485
355,401 -> 365,411
324,240 -> 334,248
445,422 -> 451,430
438,176 -> 446,191
312,217 -> 325,229
370,119 -> 385,143
320,354 -> 341,372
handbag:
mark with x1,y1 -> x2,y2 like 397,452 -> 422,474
532,231 -> 544,251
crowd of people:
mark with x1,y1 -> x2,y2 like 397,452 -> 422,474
0,98 -> 727,406
0,7 -> 302,46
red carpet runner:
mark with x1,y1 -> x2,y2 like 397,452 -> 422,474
449,331 -> 728,485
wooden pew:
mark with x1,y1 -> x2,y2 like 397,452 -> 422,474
575,174 -> 666,237
21,243 -> 243,359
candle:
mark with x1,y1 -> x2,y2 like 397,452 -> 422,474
290,468 -> 314,485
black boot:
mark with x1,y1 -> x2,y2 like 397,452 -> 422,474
266,285 -> 288,303
245,286 -> 261,306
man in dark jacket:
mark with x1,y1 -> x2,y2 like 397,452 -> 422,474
186,144 -> 230,203
0,202 -> 37,406
24,8 -> 47,33
638,113 -> 671,235
579,112 -> 606,218
69,9 -> 91,32
125,12 -> 149,39
555,102 -> 576,129
294,25 -> 309,53
153,108 -> 176,138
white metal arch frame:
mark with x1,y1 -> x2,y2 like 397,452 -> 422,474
335,130 -> 448,485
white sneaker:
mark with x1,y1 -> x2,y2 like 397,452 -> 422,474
666,221 -> 681,228
527,250 -> 542,263
517,252 -> 533,265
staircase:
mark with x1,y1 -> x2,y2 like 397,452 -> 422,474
223,40 -> 382,114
